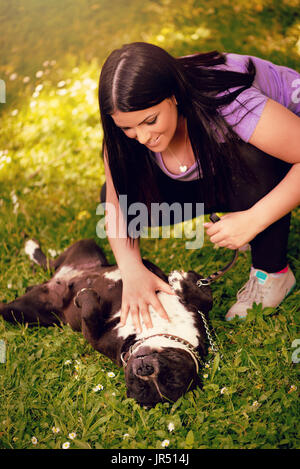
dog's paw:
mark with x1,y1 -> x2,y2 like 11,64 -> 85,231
168,270 -> 187,294
24,239 -> 41,263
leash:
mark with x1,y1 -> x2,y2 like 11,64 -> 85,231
196,213 -> 239,287
195,213 -> 240,362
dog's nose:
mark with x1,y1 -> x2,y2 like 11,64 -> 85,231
135,361 -> 155,377
131,346 -> 159,378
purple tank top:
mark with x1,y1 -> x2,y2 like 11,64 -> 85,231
153,53 -> 300,181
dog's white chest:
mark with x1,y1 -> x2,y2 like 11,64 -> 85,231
114,292 -> 199,348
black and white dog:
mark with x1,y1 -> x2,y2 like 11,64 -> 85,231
0,238 -> 217,407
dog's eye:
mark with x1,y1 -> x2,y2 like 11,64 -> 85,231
162,374 -> 182,388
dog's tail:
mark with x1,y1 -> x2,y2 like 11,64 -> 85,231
25,239 -> 55,271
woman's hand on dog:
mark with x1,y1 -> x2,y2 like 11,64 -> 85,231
120,264 -> 175,333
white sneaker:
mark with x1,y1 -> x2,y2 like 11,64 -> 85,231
225,266 -> 296,321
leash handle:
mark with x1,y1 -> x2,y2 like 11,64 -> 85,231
209,213 -> 221,223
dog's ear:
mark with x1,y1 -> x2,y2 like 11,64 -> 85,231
142,259 -> 168,282
179,271 -> 213,312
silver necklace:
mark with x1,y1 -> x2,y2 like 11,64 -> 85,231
166,125 -> 190,173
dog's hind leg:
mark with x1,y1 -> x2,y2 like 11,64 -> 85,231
25,240 -> 72,272
25,239 -> 56,271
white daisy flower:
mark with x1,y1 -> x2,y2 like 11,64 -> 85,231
62,441 -> 70,449
31,436 -> 38,445
107,372 -> 115,378
52,426 -> 60,434
168,422 -> 175,432
93,384 -> 104,392
68,432 -> 76,440
161,439 -> 170,447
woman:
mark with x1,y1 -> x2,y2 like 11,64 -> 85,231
98,42 -> 299,330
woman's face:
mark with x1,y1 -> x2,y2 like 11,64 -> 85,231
111,97 -> 179,152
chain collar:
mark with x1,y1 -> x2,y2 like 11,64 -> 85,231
120,331 -> 207,373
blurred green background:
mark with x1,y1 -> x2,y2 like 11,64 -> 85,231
1,0 -> 300,111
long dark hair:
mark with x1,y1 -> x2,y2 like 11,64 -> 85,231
98,42 -> 257,236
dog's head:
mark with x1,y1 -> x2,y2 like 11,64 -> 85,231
124,343 -> 201,407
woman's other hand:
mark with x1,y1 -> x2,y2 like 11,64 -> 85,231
204,210 -> 262,250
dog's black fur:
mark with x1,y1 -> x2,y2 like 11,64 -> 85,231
0,239 -> 213,407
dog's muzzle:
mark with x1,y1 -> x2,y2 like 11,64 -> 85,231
121,333 -> 204,374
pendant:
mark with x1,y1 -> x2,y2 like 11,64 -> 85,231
179,165 -> 187,173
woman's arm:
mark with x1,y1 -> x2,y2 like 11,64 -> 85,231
103,152 -> 173,331
204,99 -> 300,249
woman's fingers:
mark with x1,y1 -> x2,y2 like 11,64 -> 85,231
120,303 -> 130,327
150,296 -> 171,322
129,306 -> 142,333
120,273 -> 176,332
120,294 -> 170,333
139,302 -> 153,330
157,280 -> 176,296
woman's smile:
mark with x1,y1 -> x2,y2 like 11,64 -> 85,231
146,134 -> 162,148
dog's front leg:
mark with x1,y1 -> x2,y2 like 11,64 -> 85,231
74,290 -> 109,347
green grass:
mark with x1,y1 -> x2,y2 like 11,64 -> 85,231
0,0 -> 299,450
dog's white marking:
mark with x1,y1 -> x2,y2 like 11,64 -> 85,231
103,268 -> 122,282
113,271 -> 198,348
24,240 -> 40,262
54,265 -> 86,281
168,270 -> 187,292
